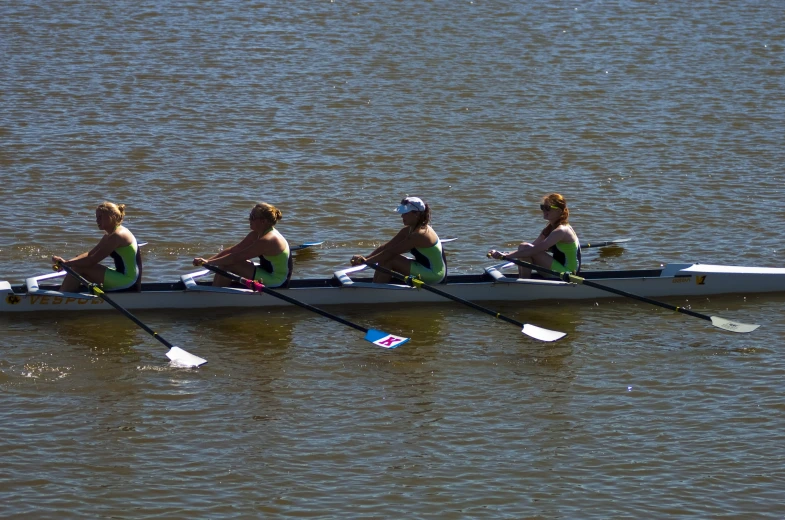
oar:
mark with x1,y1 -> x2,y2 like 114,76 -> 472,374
54,263 -> 207,367
496,238 -> 628,251
489,253 -> 759,334
291,241 -> 323,252
581,238 -> 630,249
290,238 -> 456,253
364,263 -> 566,342
198,263 -> 410,349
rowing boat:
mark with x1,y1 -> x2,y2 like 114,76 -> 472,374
2,261 -> 784,314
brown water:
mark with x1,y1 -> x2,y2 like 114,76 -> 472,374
2,1 -> 785,518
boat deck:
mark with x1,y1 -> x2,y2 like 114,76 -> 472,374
8,267 -> 668,294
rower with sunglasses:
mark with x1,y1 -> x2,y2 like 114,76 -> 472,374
488,193 -> 581,278
350,196 -> 446,284
193,202 -> 292,287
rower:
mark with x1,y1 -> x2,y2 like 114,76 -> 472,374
51,201 -> 142,293
193,202 -> 292,288
350,196 -> 447,284
488,193 -> 581,278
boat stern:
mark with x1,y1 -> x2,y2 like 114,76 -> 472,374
1,281 -> 24,308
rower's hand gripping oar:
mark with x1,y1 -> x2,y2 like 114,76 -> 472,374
54,262 -> 207,367
364,263 -> 566,342
487,252 -> 759,334
198,263 -> 410,349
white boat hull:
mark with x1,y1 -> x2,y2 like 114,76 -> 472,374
2,263 -> 784,314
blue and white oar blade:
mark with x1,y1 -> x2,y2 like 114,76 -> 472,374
291,241 -> 324,251
166,346 -> 208,367
522,324 -> 567,342
364,329 -> 410,349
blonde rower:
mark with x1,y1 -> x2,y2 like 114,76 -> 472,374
193,202 -> 291,288
488,193 -> 581,278
351,196 -> 446,284
52,202 -> 141,293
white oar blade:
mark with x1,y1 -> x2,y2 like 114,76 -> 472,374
710,316 -> 760,334
522,324 -> 567,342
166,347 -> 208,367
364,329 -> 410,349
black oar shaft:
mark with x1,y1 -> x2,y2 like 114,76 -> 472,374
499,255 -> 711,323
58,264 -> 177,349
579,274 -> 709,321
367,263 -> 525,328
201,264 -> 368,334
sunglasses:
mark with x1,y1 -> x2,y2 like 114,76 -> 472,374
540,204 -> 560,211
400,199 -> 424,211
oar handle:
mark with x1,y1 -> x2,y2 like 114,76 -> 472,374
487,252 -> 572,282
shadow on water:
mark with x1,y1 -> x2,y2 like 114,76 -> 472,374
291,247 -> 321,264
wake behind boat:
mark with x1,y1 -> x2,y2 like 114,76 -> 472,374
2,261 -> 785,314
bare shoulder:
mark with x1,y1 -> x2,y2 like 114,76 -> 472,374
114,226 -> 135,246
553,224 -> 577,242
413,225 -> 438,247
251,229 -> 287,256
102,226 -> 134,248
266,229 -> 288,250
559,224 -> 579,242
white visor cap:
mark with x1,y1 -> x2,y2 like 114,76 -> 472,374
395,197 -> 426,214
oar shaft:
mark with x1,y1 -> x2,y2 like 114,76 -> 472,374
201,264 -> 368,334
57,264 -> 178,349
498,255 -> 713,322
581,238 -> 630,249
368,263 -> 525,328
579,274 -> 710,322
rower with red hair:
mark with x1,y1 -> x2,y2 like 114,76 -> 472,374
488,193 -> 581,278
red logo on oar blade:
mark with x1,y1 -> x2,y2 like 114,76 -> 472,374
379,336 -> 401,346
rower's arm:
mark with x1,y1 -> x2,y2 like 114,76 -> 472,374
61,234 -> 121,268
203,231 -> 258,263
362,228 -> 411,263
509,229 -> 566,258
220,234 -> 283,264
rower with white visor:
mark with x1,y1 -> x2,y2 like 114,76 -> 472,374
350,196 -> 447,284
